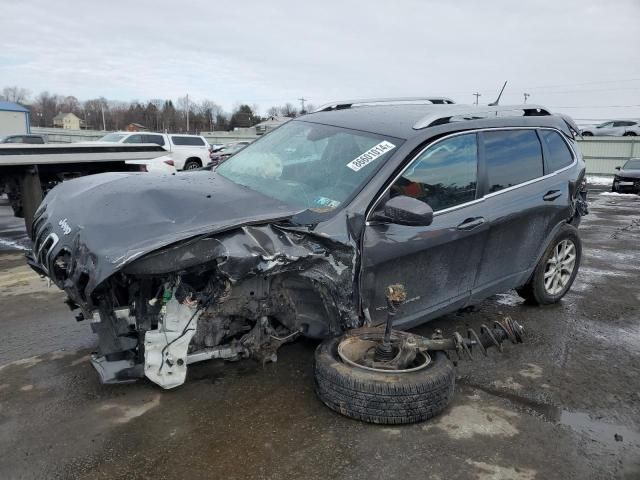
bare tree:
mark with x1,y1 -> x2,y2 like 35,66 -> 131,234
280,103 -> 297,118
200,99 -> 222,132
2,86 -> 31,104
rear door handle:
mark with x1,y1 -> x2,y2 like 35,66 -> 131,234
457,217 -> 486,230
543,190 -> 562,201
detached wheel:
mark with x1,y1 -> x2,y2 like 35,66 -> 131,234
314,332 -> 455,424
517,224 -> 581,305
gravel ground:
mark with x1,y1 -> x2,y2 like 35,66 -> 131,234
0,186 -> 638,480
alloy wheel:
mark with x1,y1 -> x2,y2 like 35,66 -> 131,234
544,239 -> 577,295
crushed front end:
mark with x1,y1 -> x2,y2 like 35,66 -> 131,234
26,173 -> 359,389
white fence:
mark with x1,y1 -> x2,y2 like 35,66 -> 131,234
576,137 -> 640,175
31,127 -> 260,146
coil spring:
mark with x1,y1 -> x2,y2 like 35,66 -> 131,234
453,316 -> 523,361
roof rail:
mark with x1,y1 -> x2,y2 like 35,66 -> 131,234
313,97 -> 455,113
412,104 -> 551,130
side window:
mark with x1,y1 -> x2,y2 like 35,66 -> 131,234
484,130 -> 543,193
390,133 -> 477,211
540,130 -> 574,172
123,134 -> 144,144
145,134 -> 165,146
171,136 -> 205,146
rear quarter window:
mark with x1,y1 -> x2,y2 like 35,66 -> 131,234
171,136 -> 205,146
483,130 -> 543,193
539,130 -> 574,172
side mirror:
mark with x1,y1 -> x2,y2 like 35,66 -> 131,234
374,195 -> 433,226
615,166 -> 621,170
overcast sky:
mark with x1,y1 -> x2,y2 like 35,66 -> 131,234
1,0 -> 639,121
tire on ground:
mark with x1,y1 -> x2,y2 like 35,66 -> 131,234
516,223 -> 582,305
314,336 -> 455,424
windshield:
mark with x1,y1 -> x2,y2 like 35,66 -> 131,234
623,159 -> 640,169
217,121 -> 400,212
98,133 -> 127,142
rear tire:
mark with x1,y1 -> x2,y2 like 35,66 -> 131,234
582,131 -> 593,136
516,224 -> 581,305
183,158 -> 202,170
314,336 -> 455,424
623,132 -> 637,136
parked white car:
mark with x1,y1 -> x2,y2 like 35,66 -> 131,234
581,119 -> 640,137
126,155 -> 178,174
94,132 -> 210,170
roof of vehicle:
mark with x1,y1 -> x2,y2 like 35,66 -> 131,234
0,101 -> 29,113
108,131 -> 205,137
299,103 -> 574,139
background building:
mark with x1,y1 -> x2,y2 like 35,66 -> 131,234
0,101 -> 30,135
53,112 -> 81,130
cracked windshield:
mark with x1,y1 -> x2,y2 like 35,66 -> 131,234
217,121 -> 400,212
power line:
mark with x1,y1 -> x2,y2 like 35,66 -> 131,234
523,78 -> 640,91
548,104 -> 640,109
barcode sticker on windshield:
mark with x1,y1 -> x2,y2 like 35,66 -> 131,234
346,141 -> 396,172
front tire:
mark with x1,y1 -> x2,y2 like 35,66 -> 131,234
314,336 -> 455,424
582,131 -> 593,136
517,224 -> 582,305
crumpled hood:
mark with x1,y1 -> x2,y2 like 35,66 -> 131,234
618,168 -> 640,179
29,171 -> 303,301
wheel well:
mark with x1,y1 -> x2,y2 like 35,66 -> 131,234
185,157 -> 202,166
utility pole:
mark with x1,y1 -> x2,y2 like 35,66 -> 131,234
523,93 -> 530,104
101,104 -> 106,131
472,92 -> 481,105
186,94 -> 190,133
298,97 -> 307,113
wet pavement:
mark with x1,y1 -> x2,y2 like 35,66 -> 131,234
0,187 -> 639,479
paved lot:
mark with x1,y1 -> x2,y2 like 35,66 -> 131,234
0,187 -> 639,479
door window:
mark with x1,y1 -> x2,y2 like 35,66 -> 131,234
539,130 -> 574,172
483,130 -> 543,193
390,133 -> 477,211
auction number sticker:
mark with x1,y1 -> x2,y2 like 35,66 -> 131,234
346,141 -> 396,172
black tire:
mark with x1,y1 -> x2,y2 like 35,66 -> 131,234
516,224 -> 582,305
314,336 -> 455,424
582,131 -> 593,136
623,132 -> 637,136
183,158 -> 202,170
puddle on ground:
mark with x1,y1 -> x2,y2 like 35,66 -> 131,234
461,382 -> 640,451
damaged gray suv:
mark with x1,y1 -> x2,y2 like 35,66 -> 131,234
28,98 -> 588,424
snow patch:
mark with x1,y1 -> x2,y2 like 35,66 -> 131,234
600,192 -> 638,197
586,176 -> 613,186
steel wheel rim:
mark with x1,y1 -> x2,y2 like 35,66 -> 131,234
337,331 -> 431,373
185,162 -> 199,170
544,239 -> 576,295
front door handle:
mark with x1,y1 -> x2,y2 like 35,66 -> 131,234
543,190 -> 562,201
457,217 -> 486,230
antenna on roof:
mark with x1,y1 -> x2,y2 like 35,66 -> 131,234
488,81 -> 507,106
